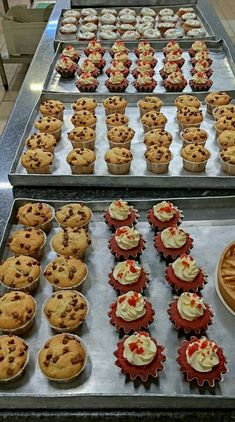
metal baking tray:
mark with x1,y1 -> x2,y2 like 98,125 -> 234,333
45,39 -> 235,95
8,91 -> 235,189
0,196 -> 234,409
54,4 -> 214,48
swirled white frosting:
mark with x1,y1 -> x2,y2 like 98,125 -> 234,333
137,73 -> 153,85
191,72 -> 208,84
161,226 -> 186,249
166,50 -> 182,61
153,201 -> 177,222
87,40 -> 102,51
109,72 -> 125,84
88,52 -> 102,64
57,56 -> 74,69
191,40 -> 207,52
139,51 -> 154,62
138,41 -> 152,52
172,254 -> 199,282
194,61 -> 210,72
186,337 -> 219,372
112,42 -> 128,53
113,260 -> 142,285
163,62 -> 179,74
115,226 -> 140,250
109,199 -> 130,220
194,51 -> 209,61
177,292 -> 206,321
116,291 -> 146,321
123,332 -> 157,366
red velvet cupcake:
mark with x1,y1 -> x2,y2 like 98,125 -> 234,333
138,51 -> 157,68
109,226 -> 146,261
191,51 -> 213,67
163,50 -> 185,68
77,59 -> 100,78
84,40 -> 105,57
56,56 -> 77,79
87,52 -> 106,71
105,71 -> 129,93
113,52 -> 132,68
159,61 -> 181,80
167,292 -> 213,334
154,227 -> 193,260
189,72 -> 213,92
75,72 -> 99,92
104,199 -> 139,231
106,61 -> 129,78
108,291 -> 154,334
188,41 -> 208,58
191,61 -> 213,78
134,41 -> 155,58
108,260 -> 149,294
133,72 -> 157,93
109,41 -> 129,58
177,336 -> 228,387
165,254 -> 207,293
147,200 -> 183,231
61,45 -> 80,63
132,60 -> 154,79
114,331 -> 166,382
163,71 -> 187,92
163,41 -> 183,57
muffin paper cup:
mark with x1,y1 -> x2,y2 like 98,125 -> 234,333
69,138 -> 95,150
154,232 -> 193,260
108,268 -> 149,294
147,207 -> 183,231
47,127 -> 62,143
50,238 -> 89,260
0,271 -> 40,294
114,336 -> 166,382
219,156 -> 235,175
70,162 -> 95,174
177,120 -> 201,131
205,99 -> 217,115
0,336 -> 29,383
142,123 -> 165,134
180,131 -> 207,147
108,235 -> 146,261
108,300 -> 155,334
176,336 -> 228,387
55,210 -> 93,231
182,157 -> 209,173
104,208 -> 139,231
106,161 -> 131,175
165,265 -> 207,293
44,261 -> 88,292
104,106 -> 126,116
108,139 -> 132,149
26,164 -> 52,175
42,291 -> 89,333
1,297 -> 36,336
38,334 -> 88,383
146,158 -> 171,174
106,122 -> 128,132
214,123 -> 225,139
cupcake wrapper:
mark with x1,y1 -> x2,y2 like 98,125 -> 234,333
220,157 -> 235,176
159,69 -> 170,80
163,80 -> 187,92
146,159 -> 170,174
167,299 -> 213,334
105,80 -> 129,93
133,80 -> 157,93
189,80 -> 213,92
95,59 -> 106,71
108,236 -> 146,261
56,67 -> 77,79
182,157 -> 209,173
165,265 -> 207,293
106,162 -> 131,175
114,336 -> 166,382
75,81 -> 99,92
108,268 -> 149,294
108,300 -> 155,334
70,163 -> 95,174
104,208 -> 139,231
124,59 -> 132,68
147,208 -> 183,231
154,232 -> 193,260
176,336 -> 228,387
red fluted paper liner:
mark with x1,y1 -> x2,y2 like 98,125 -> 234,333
108,300 -> 155,334
108,236 -> 146,261
105,79 -> 129,93
84,48 -> 105,57
95,59 -> 106,71
147,208 -> 183,231
108,268 -> 149,294
114,335 -> 166,382
165,265 -> 207,293
75,81 -> 99,92
163,79 -> 188,92
176,336 -> 228,387
167,298 -> 213,334
133,80 -> 157,93
189,80 -> 213,92
104,208 -> 139,231
154,232 -> 193,260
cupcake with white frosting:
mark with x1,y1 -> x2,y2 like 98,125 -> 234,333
109,226 -> 146,260
108,260 -> 149,294
147,200 -> 183,231
104,199 -> 139,231
165,254 -> 207,292
154,227 -> 193,260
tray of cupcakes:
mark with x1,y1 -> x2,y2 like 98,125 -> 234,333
0,196 -> 234,408
9,90 -> 235,187
54,5 -> 214,47
43,40 -> 235,94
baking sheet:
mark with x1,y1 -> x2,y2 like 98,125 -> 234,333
54,4 -> 214,48
0,196 -> 234,409
8,91 -> 235,188
46,40 -> 235,94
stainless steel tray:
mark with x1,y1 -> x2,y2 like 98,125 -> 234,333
0,196 -> 234,409
54,4 -> 214,48
8,91 -> 235,189
46,39 -> 235,95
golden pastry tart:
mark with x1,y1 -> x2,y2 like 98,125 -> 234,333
217,241 -> 235,312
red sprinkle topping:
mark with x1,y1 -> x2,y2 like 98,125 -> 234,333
118,296 -> 126,304
128,292 -> 140,307
129,342 -> 144,354
116,227 -> 128,236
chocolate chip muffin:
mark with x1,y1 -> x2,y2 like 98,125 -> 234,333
39,100 -> 65,121
25,133 -> 57,152
105,147 -> 132,174
137,96 -> 163,116
51,227 -> 91,259
141,111 -> 167,133
71,110 -> 96,129
66,148 -> 96,174
144,129 -> 172,148
176,106 -> 203,130
21,149 -> 54,174
67,126 -> 96,150
106,113 -> 129,130
145,145 -> 172,174
107,126 -> 135,149
7,227 -> 46,260
34,116 -> 62,142
217,130 -> 235,150
175,94 -> 201,110
0,256 -> 40,292
180,127 -> 208,146
38,333 -> 86,381
55,203 -> 92,229
17,202 -> 54,233
0,335 -> 29,381
103,96 -> 127,116
72,97 -> 97,114
0,291 -> 36,335
43,290 -> 88,332
220,146 -> 235,175
44,256 -> 88,290
205,91 -> 232,114
181,143 -> 210,172
215,117 -> 235,137
213,105 -> 235,121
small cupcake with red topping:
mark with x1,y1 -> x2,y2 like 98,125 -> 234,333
110,41 -> 129,58
114,331 -> 166,382
133,72 -> 157,93
163,71 -> 187,92
105,71 -> 129,93
106,60 -> 129,78
147,201 -> 183,231
188,40 -> 208,58
138,51 -> 157,68
56,56 -> 77,78
163,41 -> 183,57
165,254 -> 206,293
154,227 -> 193,261
84,40 -> 105,57
87,52 -> 106,71
163,50 -> 185,68
104,199 -> 139,231
108,291 -> 155,334
177,336 -> 228,387
189,72 -> 213,92
191,51 -> 213,67
75,72 -> 99,92
168,292 -> 213,334
109,226 -> 146,261
159,61 -> 181,80
113,52 -> 132,68
134,41 -> 155,58
61,45 -> 80,63
191,60 -> 213,78
77,59 -> 100,78
132,61 -> 154,79
108,260 -> 149,294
